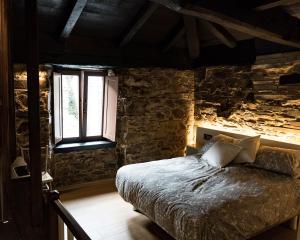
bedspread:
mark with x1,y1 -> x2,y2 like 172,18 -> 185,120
116,155 -> 300,240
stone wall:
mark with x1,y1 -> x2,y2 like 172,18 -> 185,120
14,65 -> 195,188
14,64 -> 52,169
117,68 -> 195,165
195,61 -> 300,144
53,149 -> 117,187
15,60 -> 300,187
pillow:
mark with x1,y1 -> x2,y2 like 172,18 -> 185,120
201,141 -> 242,168
252,146 -> 300,178
197,134 -> 236,156
197,139 -> 217,156
213,134 -> 236,143
233,135 -> 260,163
198,134 -> 237,155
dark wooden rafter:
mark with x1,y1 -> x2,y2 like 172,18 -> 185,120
183,16 -> 200,59
255,0 -> 300,11
60,0 -> 87,39
119,2 -> 159,47
25,0 -> 43,228
162,19 -> 185,52
150,0 -> 300,48
201,20 -> 236,48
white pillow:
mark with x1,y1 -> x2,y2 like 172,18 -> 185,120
233,135 -> 260,163
213,134 -> 236,143
201,141 -> 242,168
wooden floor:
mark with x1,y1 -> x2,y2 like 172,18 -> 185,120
61,179 -> 297,240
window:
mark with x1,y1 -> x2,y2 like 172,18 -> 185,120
53,70 -> 118,145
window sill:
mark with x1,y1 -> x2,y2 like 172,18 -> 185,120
53,141 -> 116,153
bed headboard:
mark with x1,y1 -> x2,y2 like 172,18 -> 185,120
196,127 -> 300,150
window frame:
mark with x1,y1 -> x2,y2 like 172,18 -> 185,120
82,71 -> 106,142
52,69 -> 107,145
60,70 -> 82,144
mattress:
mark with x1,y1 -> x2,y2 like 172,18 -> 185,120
116,155 -> 300,240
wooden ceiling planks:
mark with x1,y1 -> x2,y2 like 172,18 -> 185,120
162,19 -> 185,52
183,15 -> 200,59
151,0 -> 300,49
201,21 -> 237,48
10,0 -> 300,66
119,2 -> 159,46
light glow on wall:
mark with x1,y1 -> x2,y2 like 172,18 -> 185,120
196,120 -> 300,146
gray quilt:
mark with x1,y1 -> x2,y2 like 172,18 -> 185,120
116,155 -> 300,240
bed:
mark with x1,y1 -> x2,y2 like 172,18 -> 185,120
116,128 -> 300,240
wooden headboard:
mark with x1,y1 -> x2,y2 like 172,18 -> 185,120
196,127 -> 300,150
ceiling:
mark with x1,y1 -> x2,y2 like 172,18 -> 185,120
11,0 -> 300,67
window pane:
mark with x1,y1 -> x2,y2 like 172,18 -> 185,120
62,75 -> 80,138
86,76 -> 104,137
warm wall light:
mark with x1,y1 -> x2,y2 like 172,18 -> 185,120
14,70 -> 48,87
186,125 -> 196,146
195,120 -> 300,146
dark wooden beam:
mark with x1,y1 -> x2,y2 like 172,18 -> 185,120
25,0 -> 43,229
119,2 -> 159,47
31,33 -> 191,67
184,16 -> 200,59
162,20 -> 185,52
255,0 -> 299,11
202,20 -> 236,48
60,0 -> 87,39
151,0 -> 300,48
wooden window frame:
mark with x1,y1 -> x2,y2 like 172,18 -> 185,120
60,70 -> 82,144
52,69 -> 106,145
81,71 -> 106,142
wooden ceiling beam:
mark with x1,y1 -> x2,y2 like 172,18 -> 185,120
184,16 -> 200,59
151,0 -> 300,48
162,20 -> 185,52
60,0 -> 87,39
119,2 -> 159,47
202,20 -> 236,48
254,0 -> 300,11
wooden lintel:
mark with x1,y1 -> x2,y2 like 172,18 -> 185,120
184,16 -> 200,59
255,0 -> 300,11
202,20 -> 236,48
151,0 -> 300,48
60,0 -> 87,39
162,20 -> 185,52
119,2 -> 159,47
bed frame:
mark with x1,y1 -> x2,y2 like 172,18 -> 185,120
196,126 -> 300,239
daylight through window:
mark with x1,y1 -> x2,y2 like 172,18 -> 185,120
53,70 -> 118,144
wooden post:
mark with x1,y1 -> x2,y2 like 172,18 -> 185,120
67,229 -> 74,240
58,217 -> 65,240
46,190 -> 60,240
297,216 -> 300,240
25,0 -> 43,227
0,0 -> 12,222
